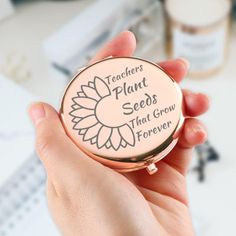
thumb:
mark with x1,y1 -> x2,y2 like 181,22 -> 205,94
28,103 -> 95,181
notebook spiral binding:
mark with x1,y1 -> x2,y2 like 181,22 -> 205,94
0,154 -> 46,236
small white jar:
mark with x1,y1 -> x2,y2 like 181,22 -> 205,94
165,0 -> 232,77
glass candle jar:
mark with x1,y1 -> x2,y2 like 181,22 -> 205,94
165,0 -> 232,77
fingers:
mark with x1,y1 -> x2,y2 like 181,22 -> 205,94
28,102 -> 69,168
158,58 -> 209,117
89,31 -> 136,64
158,58 -> 189,83
90,32 -> 188,84
91,38 -> 209,119
158,59 -> 209,117
90,33 -> 188,86
183,90 -> 210,117
163,118 -> 207,175
177,118 -> 207,149
28,103 -> 92,178
125,118 -> 207,200
90,34 -> 209,119
29,102 -> 110,199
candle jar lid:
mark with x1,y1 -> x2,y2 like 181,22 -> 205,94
60,57 -> 184,174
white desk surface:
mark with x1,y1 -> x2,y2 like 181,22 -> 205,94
0,1 -> 236,236
0,0 -> 94,107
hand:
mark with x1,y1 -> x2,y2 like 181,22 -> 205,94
28,31 -> 209,236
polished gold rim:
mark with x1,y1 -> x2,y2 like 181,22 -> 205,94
60,57 -> 184,168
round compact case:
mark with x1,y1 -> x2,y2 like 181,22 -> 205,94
60,57 -> 184,174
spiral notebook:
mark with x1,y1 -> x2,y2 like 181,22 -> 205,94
0,155 -> 60,236
0,75 -> 60,236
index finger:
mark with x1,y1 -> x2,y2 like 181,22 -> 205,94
158,58 -> 190,83
89,31 -> 136,64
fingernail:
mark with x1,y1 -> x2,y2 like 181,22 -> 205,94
177,57 -> 190,70
191,124 -> 207,140
190,92 -> 211,106
28,103 -> 45,125
185,93 -> 196,106
192,124 -> 204,134
183,89 -> 192,96
198,93 -> 211,104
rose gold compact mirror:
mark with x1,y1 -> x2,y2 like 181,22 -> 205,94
60,57 -> 184,175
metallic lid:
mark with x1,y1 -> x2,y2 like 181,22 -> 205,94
60,57 -> 184,174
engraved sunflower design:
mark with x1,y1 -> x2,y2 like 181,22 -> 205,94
69,76 -> 135,151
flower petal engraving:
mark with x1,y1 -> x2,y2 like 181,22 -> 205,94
106,141 -> 111,149
97,126 -> 112,149
118,124 -> 135,146
81,85 -> 101,101
69,108 -> 94,118
121,139 -> 127,148
91,137 -> 97,144
94,77 -> 111,97
88,81 -> 95,88
77,92 -> 85,97
73,115 -> 97,129
83,123 -> 102,141
71,104 -> 80,110
73,97 -> 97,110
69,76 -> 136,150
72,117 -> 81,123
79,129 -> 86,135
110,128 -> 122,150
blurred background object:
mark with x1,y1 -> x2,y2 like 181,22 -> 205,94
233,0 -> 236,18
0,0 -> 14,21
44,0 -> 165,76
0,52 -> 32,83
193,142 -> 220,182
0,75 -> 59,236
0,0 -> 236,236
165,0 -> 232,77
